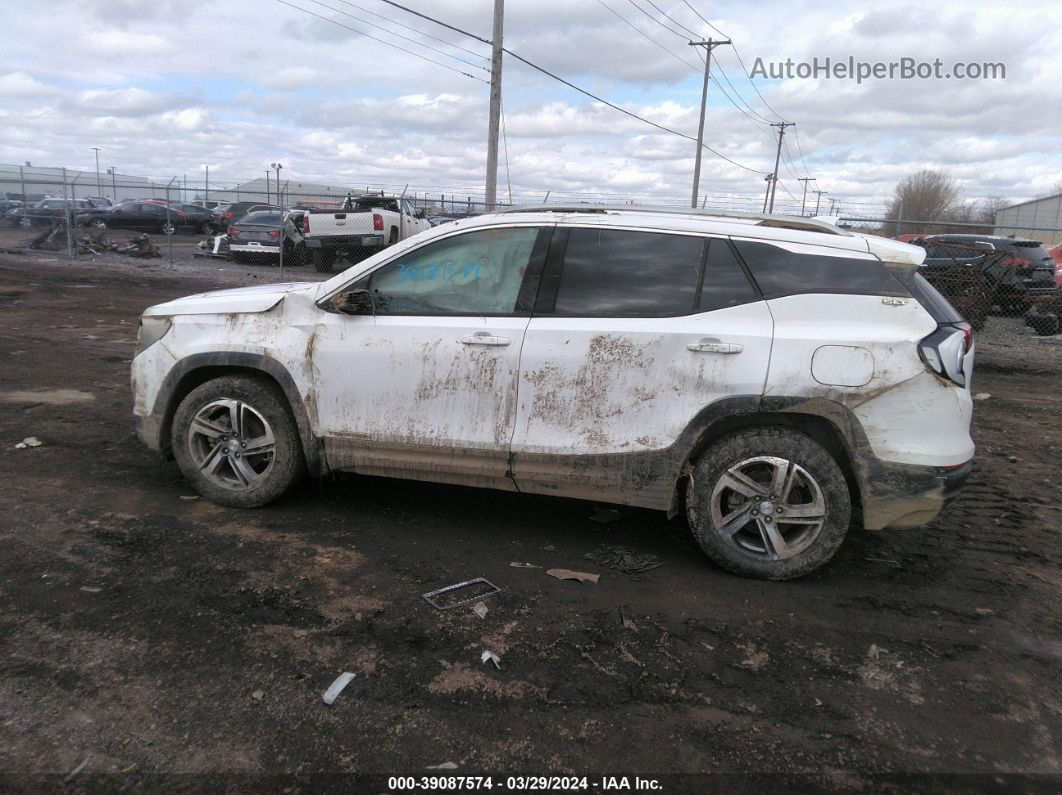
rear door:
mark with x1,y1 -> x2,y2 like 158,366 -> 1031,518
311,224 -> 551,489
511,226 -> 774,508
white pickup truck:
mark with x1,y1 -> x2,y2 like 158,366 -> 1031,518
302,195 -> 432,272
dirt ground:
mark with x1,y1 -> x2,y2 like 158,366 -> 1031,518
0,249 -> 1059,789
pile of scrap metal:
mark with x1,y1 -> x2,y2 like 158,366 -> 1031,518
78,231 -> 160,258
26,225 -> 69,251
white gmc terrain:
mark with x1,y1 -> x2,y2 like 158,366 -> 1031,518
132,207 -> 975,579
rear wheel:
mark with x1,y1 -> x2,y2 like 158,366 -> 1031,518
686,427 -> 851,580
91,218 -> 108,230
199,221 -> 214,235
161,221 -> 177,235
171,375 -> 305,508
311,248 -> 335,273
388,228 -> 399,245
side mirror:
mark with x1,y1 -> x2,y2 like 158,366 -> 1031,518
331,288 -> 375,315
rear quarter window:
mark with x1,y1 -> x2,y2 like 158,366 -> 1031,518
732,240 -> 906,298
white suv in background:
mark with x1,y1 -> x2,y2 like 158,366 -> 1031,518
131,207 -> 975,579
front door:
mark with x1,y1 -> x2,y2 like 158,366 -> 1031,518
511,226 -> 774,508
311,224 -> 551,489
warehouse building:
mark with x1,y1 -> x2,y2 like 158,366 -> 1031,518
994,193 -> 1062,245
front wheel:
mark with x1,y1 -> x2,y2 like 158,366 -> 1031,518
686,427 -> 851,580
198,221 -> 214,235
161,221 -> 177,235
171,375 -> 305,507
91,218 -> 108,230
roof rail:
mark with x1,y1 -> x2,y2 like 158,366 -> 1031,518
498,204 -> 848,235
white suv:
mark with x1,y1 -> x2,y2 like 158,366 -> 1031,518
132,207 -> 975,579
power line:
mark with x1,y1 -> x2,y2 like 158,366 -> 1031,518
625,0 -> 691,41
596,0 -> 701,70
377,0 -> 768,174
333,0 -> 490,61
642,0 -> 700,38
681,0 -> 787,122
274,0 -> 489,82
302,0 -> 489,72
791,126 -> 813,177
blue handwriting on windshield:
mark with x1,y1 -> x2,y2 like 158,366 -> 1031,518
396,262 -> 481,284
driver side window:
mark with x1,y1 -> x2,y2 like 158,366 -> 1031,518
367,226 -> 544,316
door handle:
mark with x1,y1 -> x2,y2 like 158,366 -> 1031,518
460,332 -> 511,346
688,338 -> 743,354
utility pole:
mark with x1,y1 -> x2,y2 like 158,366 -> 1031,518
271,163 -> 283,205
484,0 -> 505,211
265,171 -> 271,204
762,173 -> 774,212
91,147 -> 102,196
689,38 -> 731,208
798,177 -> 813,216
767,121 -> 792,214
204,165 -> 209,203
829,197 -> 838,215
813,189 -> 827,216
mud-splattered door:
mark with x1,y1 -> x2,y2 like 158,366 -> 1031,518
510,229 -> 774,506
311,225 -> 551,489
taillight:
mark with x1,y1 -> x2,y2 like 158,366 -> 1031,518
227,227 -> 239,236
225,211 -> 233,220
303,214 -> 310,234
919,323 -> 971,387
373,212 -> 383,231
268,229 -> 280,239
177,211 -> 188,218
1011,257 -> 1030,267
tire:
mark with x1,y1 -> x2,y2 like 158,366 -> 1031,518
389,228 -> 398,245
91,218 -> 108,230
1027,313 -> 1060,336
161,221 -> 177,235
686,427 -> 851,580
199,221 -> 214,235
19,216 -> 33,229
291,243 -> 307,267
311,248 -> 335,273
171,375 -> 305,508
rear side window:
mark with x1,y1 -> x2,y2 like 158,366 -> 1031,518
733,240 -> 906,298
890,268 -> 964,324
552,229 -> 706,317
698,239 -> 760,312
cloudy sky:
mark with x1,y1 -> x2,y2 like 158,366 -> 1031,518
1,0 -> 1060,216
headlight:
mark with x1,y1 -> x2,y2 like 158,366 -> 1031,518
135,316 -> 171,356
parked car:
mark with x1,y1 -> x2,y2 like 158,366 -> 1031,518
131,207 -> 975,580
85,196 -> 113,209
7,198 -> 95,228
213,202 -> 278,229
193,201 -> 221,211
908,238 -> 992,330
919,234 -> 1058,314
302,194 -> 432,272
1048,243 -> 1062,287
227,210 -> 307,265
79,201 -> 217,235
0,191 -> 24,214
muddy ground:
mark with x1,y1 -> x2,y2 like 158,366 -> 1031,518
0,250 -> 1059,789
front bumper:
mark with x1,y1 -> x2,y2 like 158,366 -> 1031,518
861,459 -> 973,530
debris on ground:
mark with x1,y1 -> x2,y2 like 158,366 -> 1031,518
584,544 -> 663,574
251,690 -> 264,701
114,234 -> 161,258
63,756 -> 90,784
619,608 -> 637,630
509,562 -> 540,568
480,650 -> 502,670
179,495 -> 199,501
194,235 -> 230,258
322,672 -> 356,705
422,577 -> 500,609
546,568 -> 600,584
79,586 -> 102,594
590,508 -> 622,524
974,393 -> 991,400
472,601 -> 488,619
14,436 -> 42,449
426,762 -> 459,770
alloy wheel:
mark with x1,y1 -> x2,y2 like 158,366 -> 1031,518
186,399 -> 277,491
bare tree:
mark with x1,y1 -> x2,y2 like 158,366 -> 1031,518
886,169 -> 962,236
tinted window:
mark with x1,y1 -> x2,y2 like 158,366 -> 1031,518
698,239 -> 759,312
553,228 -> 705,317
734,240 -> 905,297
242,211 -> 282,225
367,226 -> 544,315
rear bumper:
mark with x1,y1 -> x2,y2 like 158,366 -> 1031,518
861,458 -> 972,530
230,242 -> 280,254
305,235 -> 384,249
